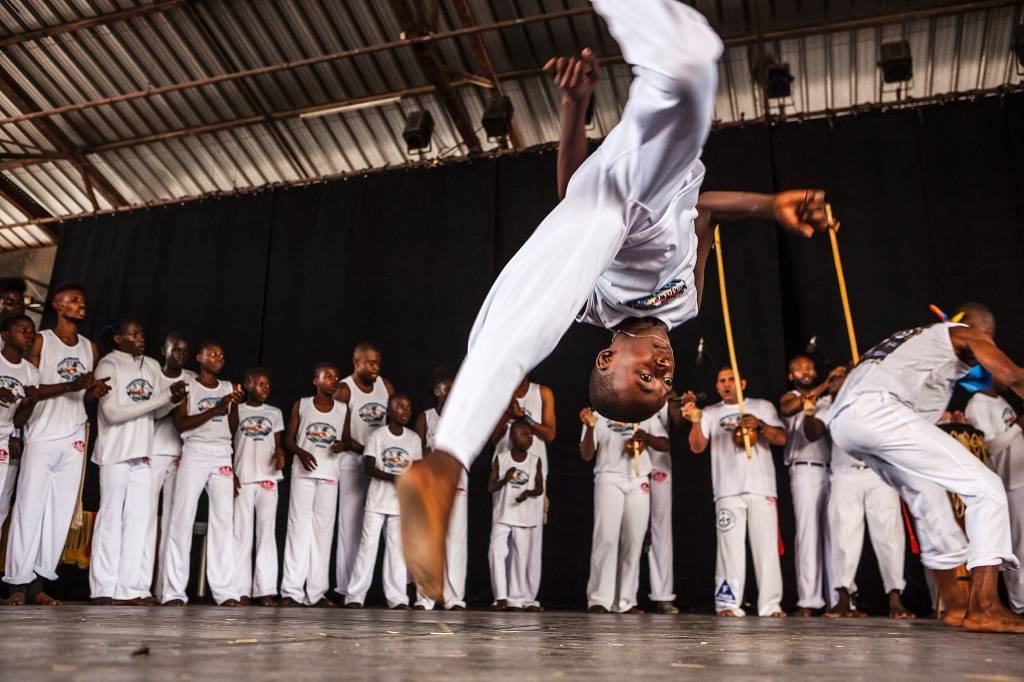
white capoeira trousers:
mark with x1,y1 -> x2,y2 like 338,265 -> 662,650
714,493 -> 783,616
0,455 -> 20,530
489,522 -> 533,608
830,392 -> 1016,572
346,510 -> 408,607
3,430 -> 85,585
587,475 -> 651,612
648,453 -> 675,602
234,480 -> 281,599
280,478 -> 337,605
90,458 -> 152,600
334,466 -> 368,596
524,522 -> 543,608
1005,487 -> 1024,612
159,443 -> 238,604
142,455 -> 178,600
828,468 -> 906,602
415,489 -> 468,610
790,464 -> 830,609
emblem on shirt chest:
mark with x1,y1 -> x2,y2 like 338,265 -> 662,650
382,446 -> 410,474
126,378 -> 154,402
0,375 -> 24,405
241,416 -> 273,440
57,357 -> 86,382
305,422 -> 338,447
359,402 -> 386,426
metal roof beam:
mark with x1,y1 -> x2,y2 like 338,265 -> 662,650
0,0 -> 188,48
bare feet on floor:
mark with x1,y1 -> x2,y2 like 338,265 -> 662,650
961,565 -> 1024,634
33,592 -> 63,606
792,607 -> 815,618
397,450 -> 462,602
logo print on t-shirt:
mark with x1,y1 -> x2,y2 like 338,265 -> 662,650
197,396 -> 224,421
1003,407 -> 1017,427
0,375 -> 24,405
860,326 -> 926,364
56,357 -> 86,382
240,415 -> 273,440
624,279 -> 687,311
126,378 -> 154,402
718,414 -> 741,433
607,421 -> 635,435
381,446 -> 410,474
304,422 -> 338,448
359,402 -> 386,426
509,467 -> 530,487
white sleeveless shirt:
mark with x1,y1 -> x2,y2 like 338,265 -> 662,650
340,375 -> 388,471
494,382 -> 549,478
492,449 -> 541,527
831,323 -> 971,425
26,329 -> 94,443
292,396 -> 348,482
152,368 -> 196,457
0,352 -> 40,442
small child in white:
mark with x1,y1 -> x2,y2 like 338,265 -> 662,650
280,363 -> 348,607
346,394 -> 421,609
232,367 -> 285,606
0,315 -> 39,536
488,419 -> 544,611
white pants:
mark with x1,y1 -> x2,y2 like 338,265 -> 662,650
648,453 -> 674,602
234,480 -> 280,598
1005,486 -> 1024,611
159,443 -> 238,604
828,468 -> 906,603
90,458 -> 152,600
346,510 -> 408,607
142,454 -> 178,600
4,430 -> 85,585
524,516 -> 543,607
587,475 -> 650,612
281,477 -> 337,604
334,466 -> 368,596
415,488 -> 468,610
714,493 -> 783,616
489,522 -> 534,608
830,392 -> 1015,571
789,464 -> 830,609
0,455 -> 20,531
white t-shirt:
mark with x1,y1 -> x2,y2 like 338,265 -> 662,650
0,352 -> 40,441
493,383 -> 550,480
582,411 -> 668,479
832,323 -> 971,425
26,329 -> 94,442
94,351 -> 170,465
492,449 -> 542,527
234,403 -> 285,484
363,426 -> 422,515
292,396 -> 348,482
432,0 -> 723,465
181,378 -> 233,446
152,368 -> 196,457
966,393 -> 1024,491
340,375 -> 388,471
700,398 -> 783,501
784,393 -> 832,466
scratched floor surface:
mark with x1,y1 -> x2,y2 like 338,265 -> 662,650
0,607 -> 1021,681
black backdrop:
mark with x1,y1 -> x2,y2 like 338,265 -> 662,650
47,92 -> 1024,611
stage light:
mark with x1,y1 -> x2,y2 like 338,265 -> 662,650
482,95 -> 514,140
753,55 -> 793,100
879,40 -> 913,83
402,110 -> 434,153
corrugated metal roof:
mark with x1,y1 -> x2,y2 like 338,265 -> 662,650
0,0 -> 1021,247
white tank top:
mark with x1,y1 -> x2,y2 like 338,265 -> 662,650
494,382 -> 549,478
423,407 -> 440,450
492,449 -> 540,527
832,323 -> 971,424
293,396 -> 348,481
0,352 -> 40,441
152,368 -> 196,456
26,329 -> 94,442
340,375 -> 389,470
784,393 -> 832,465
181,378 -> 233,446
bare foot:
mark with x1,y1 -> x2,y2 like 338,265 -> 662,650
792,607 -> 814,618
3,592 -> 25,606
490,600 -> 507,612
239,596 -> 251,606
397,450 -> 462,601
717,610 -> 738,617
412,604 -> 426,611
257,596 -> 278,607
279,597 -> 302,607
769,611 -> 787,618
220,599 -> 241,607
345,602 -> 363,609
312,598 -> 335,608
962,565 -> 1024,633
941,608 -> 967,626
91,597 -> 115,606
888,590 -> 916,620
33,592 -> 63,606
162,599 -> 186,607
932,567 -> 969,626
447,605 -> 465,611
524,605 -> 542,613
392,604 -> 411,611
823,608 -> 844,619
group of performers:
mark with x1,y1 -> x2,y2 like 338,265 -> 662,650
0,0 -> 1020,633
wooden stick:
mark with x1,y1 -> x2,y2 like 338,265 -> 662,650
713,225 -> 753,459
826,204 -> 860,363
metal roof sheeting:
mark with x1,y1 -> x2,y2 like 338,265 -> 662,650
0,0 -> 1021,247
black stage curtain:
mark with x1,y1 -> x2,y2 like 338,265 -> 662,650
48,93 -> 1024,611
